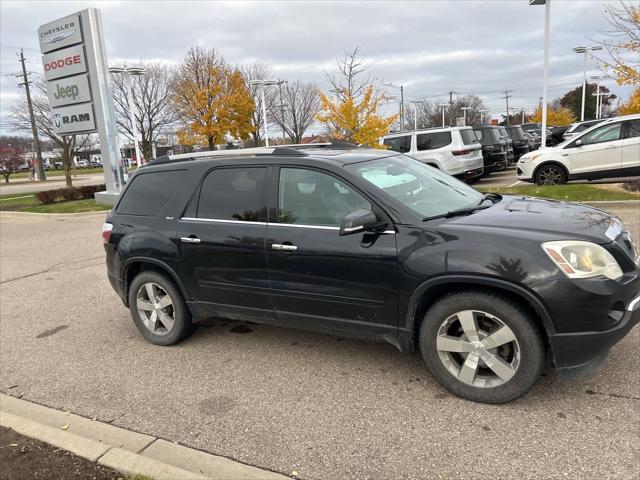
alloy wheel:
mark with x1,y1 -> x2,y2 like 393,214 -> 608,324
537,166 -> 563,184
436,310 -> 520,388
136,282 -> 175,335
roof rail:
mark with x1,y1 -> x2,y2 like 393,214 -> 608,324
146,145 -> 311,167
285,142 -> 360,150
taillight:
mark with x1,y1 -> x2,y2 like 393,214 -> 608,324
452,149 -> 472,156
102,223 -> 113,244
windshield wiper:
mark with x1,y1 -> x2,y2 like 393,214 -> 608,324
422,203 -> 492,222
476,192 -> 502,205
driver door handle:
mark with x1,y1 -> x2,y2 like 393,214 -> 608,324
272,243 -> 298,252
180,236 -> 201,244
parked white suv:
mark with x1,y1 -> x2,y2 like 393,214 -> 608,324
380,127 -> 484,179
517,114 -> 640,184
562,119 -> 603,140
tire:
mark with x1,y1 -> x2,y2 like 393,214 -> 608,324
127,271 -> 195,346
419,291 -> 545,404
535,164 -> 567,185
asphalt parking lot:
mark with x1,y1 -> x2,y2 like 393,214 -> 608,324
0,206 -> 638,480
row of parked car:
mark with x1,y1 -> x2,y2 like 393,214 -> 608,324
380,124 -> 535,182
381,114 -> 640,184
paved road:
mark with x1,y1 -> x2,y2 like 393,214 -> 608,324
474,164 -> 640,188
1,206 -> 638,480
0,174 -> 106,196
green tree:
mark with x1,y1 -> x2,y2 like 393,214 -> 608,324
559,83 -> 615,120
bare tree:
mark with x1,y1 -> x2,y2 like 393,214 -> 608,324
111,61 -> 176,160
240,63 -> 277,146
326,45 -> 372,101
273,81 -> 321,144
404,95 -> 488,129
11,79 -> 89,186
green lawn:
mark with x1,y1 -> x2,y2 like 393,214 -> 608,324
483,184 -> 640,202
0,194 -> 110,213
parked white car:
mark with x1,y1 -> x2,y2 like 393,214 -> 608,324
562,119 -> 603,140
380,127 -> 484,179
517,114 -> 640,184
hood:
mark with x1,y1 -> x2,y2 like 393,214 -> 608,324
444,195 -> 618,244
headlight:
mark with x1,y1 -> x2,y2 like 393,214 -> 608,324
542,241 -> 623,280
520,152 -> 542,163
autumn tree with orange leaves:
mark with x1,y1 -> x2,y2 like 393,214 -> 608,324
172,47 -> 254,149
529,105 -> 576,126
317,47 -> 396,147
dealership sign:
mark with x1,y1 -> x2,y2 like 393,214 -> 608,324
42,44 -> 87,81
47,74 -> 92,108
38,13 -> 83,54
39,8 -> 125,197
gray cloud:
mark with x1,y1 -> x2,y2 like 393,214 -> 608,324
1,0 -> 633,134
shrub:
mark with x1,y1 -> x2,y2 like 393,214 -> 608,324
36,190 -> 58,204
622,180 -> 640,193
60,187 -> 80,201
78,184 -> 107,199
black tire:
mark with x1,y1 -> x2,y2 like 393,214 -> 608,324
128,271 -> 195,346
419,291 -> 545,404
535,163 -> 567,185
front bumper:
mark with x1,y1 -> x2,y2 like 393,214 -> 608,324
516,160 -> 535,181
550,294 -> 639,371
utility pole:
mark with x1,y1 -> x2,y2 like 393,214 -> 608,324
17,49 -> 45,181
503,90 -> 512,125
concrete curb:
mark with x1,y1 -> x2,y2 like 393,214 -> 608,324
582,200 -> 640,207
0,394 -> 288,480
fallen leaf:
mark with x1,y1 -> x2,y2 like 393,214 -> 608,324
291,471 -> 299,478
9,443 -> 18,447
61,425 -> 69,430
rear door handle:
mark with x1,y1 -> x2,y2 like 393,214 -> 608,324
606,145 -> 616,149
272,243 -> 298,252
180,236 -> 201,244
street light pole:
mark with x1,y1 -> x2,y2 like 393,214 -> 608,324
250,79 -> 279,147
385,83 -> 405,129
479,109 -> 490,124
461,107 -> 471,126
439,104 -> 448,127
572,45 -> 603,121
109,66 -> 145,166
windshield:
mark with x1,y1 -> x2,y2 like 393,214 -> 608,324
478,128 -> 502,144
345,154 -> 482,219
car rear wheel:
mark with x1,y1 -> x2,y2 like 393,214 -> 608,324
535,164 -> 567,185
419,291 -> 545,403
128,271 -> 195,346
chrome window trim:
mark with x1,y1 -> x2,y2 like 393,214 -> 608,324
180,217 -> 396,234
628,295 -> 640,312
181,217 -> 267,226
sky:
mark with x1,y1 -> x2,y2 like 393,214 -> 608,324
0,0 -> 634,137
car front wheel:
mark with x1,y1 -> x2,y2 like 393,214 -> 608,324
128,271 -> 195,346
535,164 -> 567,185
419,291 -> 545,403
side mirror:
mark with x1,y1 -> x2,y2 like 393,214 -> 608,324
575,139 -> 583,147
339,209 -> 383,236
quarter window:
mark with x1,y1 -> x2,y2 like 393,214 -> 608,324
579,123 -> 622,146
416,131 -> 452,151
278,168 -> 370,227
460,129 -> 479,145
197,167 -> 266,222
624,119 -> 640,138
117,170 -> 185,216
383,135 -> 411,153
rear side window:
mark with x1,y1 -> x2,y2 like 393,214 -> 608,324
473,129 -> 483,141
383,135 -> 411,153
197,167 -> 266,222
460,129 -> 479,145
117,170 -> 185,216
416,131 -> 452,151
624,119 -> 640,138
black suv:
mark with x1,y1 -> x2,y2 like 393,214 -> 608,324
497,126 -> 515,164
472,125 -> 508,173
104,145 -> 639,404
505,125 -> 531,159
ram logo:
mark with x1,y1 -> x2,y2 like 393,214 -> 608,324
53,113 -> 61,128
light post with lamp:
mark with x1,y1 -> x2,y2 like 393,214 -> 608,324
249,79 -> 279,147
108,66 -> 145,167
438,104 -> 448,127
572,45 -> 603,121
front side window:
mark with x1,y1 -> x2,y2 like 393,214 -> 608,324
416,131 -> 452,151
278,168 -> 370,226
117,170 -> 185,216
346,154 -> 482,219
197,167 -> 266,221
383,135 -> 411,153
579,123 -> 622,146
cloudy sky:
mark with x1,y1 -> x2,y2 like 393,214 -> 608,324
0,0 -> 633,136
